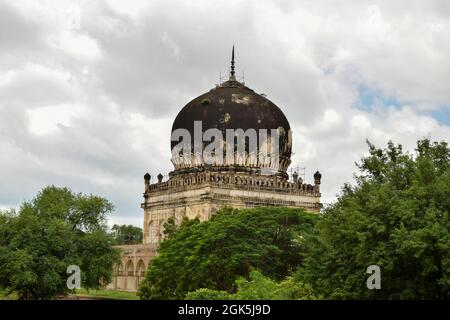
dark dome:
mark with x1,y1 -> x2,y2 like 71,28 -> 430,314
170,46 -> 292,178
171,76 -> 292,177
172,79 -> 291,150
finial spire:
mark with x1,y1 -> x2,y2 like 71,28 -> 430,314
230,45 -> 235,79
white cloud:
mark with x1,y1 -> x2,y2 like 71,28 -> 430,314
27,103 -> 84,135
47,30 -> 102,62
323,109 -> 342,127
0,63 -> 82,108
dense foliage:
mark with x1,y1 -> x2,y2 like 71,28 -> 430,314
186,269 -> 319,300
297,139 -> 450,299
1,138 -> 446,300
0,186 -> 120,299
138,207 -> 317,299
110,224 -> 143,245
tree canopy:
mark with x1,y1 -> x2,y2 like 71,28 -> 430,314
110,224 -> 143,245
0,186 -> 120,299
297,139 -> 450,299
138,207 -> 317,300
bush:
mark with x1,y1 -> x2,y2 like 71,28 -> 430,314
185,288 -> 232,300
185,269 -> 320,300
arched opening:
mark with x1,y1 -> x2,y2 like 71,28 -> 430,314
148,221 -> 159,244
136,260 -> 146,277
159,220 -> 166,241
125,260 -> 134,277
116,262 -> 124,276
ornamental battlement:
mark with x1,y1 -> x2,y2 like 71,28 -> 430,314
141,169 -> 322,230
144,170 -> 321,196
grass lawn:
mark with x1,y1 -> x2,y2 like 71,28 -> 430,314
73,288 -> 139,300
0,289 -> 18,300
0,288 -> 138,300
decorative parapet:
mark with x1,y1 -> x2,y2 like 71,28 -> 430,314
145,171 -> 320,197
114,243 -> 159,255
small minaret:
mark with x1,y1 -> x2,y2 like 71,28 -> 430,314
314,171 -> 322,193
157,173 -> 163,183
144,173 -> 151,193
292,171 -> 299,183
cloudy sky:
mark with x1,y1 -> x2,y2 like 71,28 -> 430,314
1,0 -> 449,227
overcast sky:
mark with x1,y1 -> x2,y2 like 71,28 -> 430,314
1,0 -> 449,227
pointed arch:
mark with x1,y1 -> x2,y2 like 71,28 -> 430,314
136,259 -> 146,277
125,260 -> 134,276
116,261 -> 124,276
159,220 -> 166,241
148,220 -> 159,244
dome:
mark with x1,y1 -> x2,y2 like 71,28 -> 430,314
170,48 -> 292,178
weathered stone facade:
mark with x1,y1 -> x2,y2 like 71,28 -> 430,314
142,170 -> 321,245
106,244 -> 157,291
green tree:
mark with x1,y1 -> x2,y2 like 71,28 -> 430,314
110,224 -> 143,245
297,139 -> 450,299
0,186 -> 120,299
138,207 -> 317,300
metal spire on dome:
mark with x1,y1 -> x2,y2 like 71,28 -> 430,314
230,45 -> 235,79
218,45 -> 243,87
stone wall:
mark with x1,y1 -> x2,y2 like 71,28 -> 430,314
107,244 -> 157,291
